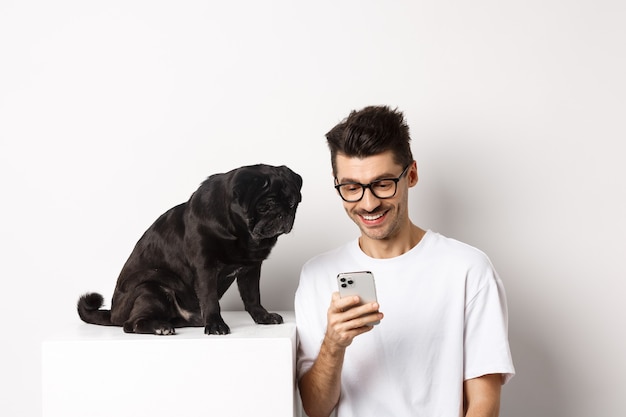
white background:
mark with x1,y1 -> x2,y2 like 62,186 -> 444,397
1,1 -> 625,416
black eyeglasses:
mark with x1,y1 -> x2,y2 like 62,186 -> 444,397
334,165 -> 411,202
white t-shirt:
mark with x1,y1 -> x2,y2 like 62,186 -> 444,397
295,230 -> 515,417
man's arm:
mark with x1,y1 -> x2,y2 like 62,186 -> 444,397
298,336 -> 345,417
298,292 -> 383,417
463,373 -> 503,417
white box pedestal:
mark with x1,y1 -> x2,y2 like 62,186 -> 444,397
42,311 -> 297,417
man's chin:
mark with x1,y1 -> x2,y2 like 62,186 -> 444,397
358,225 -> 392,241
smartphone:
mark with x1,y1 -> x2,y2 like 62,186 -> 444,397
337,271 -> 380,325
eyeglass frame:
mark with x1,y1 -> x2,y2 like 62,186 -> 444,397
333,164 -> 412,202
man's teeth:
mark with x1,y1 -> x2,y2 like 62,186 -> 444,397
362,212 -> 384,221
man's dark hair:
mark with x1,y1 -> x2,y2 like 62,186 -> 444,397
325,105 -> 414,175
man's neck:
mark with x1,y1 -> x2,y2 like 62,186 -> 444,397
358,224 -> 426,259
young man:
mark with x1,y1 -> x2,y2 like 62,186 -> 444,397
295,106 -> 515,417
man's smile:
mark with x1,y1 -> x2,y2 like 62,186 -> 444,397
358,209 -> 388,224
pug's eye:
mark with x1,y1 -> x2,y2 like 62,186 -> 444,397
257,200 -> 276,214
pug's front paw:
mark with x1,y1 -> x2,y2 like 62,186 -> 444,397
204,316 -> 230,335
251,311 -> 283,325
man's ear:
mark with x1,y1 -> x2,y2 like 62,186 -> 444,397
408,161 -> 419,187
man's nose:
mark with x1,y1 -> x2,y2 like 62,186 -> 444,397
358,187 -> 381,211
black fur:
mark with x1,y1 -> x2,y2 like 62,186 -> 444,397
77,164 -> 302,335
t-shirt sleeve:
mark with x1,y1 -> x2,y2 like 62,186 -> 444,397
463,259 -> 515,384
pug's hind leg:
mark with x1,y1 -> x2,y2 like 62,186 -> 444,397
124,318 -> 176,335
123,282 -> 177,335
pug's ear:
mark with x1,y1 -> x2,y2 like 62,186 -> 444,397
233,173 -> 269,203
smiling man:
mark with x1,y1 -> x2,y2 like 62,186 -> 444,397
295,106 -> 515,417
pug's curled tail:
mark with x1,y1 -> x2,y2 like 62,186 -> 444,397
77,293 -> 114,326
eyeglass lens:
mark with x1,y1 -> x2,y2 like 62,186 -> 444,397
338,179 -> 397,202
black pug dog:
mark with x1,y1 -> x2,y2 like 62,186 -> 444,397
77,164 -> 302,335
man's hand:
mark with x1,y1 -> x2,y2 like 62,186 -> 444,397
325,291 -> 383,348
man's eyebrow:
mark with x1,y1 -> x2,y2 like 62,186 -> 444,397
337,172 -> 398,184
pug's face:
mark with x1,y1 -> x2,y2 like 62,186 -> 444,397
231,165 -> 302,240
